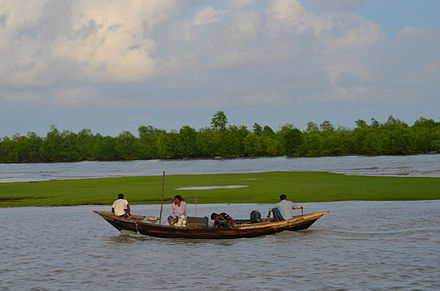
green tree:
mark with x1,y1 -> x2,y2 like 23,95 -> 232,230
263,125 -> 275,136
115,131 -> 139,160
320,120 -> 334,132
197,128 -> 218,157
43,126 -> 65,162
138,125 -> 162,159
76,129 -> 96,160
302,133 -> 322,157
217,126 -> 243,158
261,135 -> 281,156
179,126 -> 198,158
0,137 -> 16,162
244,133 -> 262,156
157,131 -> 182,159
91,135 -> 119,161
12,132 -> 43,162
278,123 -> 304,157
306,122 -> 319,133
211,111 -> 228,131
253,123 -> 263,136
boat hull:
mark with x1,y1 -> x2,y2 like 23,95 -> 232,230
94,210 -> 329,239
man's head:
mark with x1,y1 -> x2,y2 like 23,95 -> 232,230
118,193 -> 124,199
211,213 -> 218,220
280,194 -> 287,201
174,195 -> 182,202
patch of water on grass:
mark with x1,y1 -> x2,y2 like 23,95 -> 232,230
175,185 -> 249,190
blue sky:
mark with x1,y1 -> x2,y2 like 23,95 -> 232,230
360,0 -> 440,35
1,0 -> 439,137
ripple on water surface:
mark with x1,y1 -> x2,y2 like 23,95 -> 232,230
0,201 -> 440,290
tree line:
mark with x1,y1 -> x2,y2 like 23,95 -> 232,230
1,111 -> 440,163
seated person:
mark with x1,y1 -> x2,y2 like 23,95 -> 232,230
112,193 -> 132,218
211,212 -> 235,227
267,194 -> 304,221
168,195 -> 186,226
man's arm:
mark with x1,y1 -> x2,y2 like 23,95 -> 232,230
267,206 -> 274,218
112,207 -> 115,214
126,204 -> 131,214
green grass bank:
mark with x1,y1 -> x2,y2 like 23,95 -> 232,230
1,171 -> 439,207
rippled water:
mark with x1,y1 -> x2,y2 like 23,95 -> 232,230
1,201 -> 439,290
1,154 -> 440,182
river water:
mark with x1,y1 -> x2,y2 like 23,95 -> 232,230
1,155 -> 439,289
1,201 -> 439,290
1,154 -> 440,182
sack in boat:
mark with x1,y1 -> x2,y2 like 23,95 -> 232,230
176,215 -> 187,226
214,213 -> 233,227
250,210 -> 261,223
272,208 -> 284,221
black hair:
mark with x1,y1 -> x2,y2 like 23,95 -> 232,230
211,213 -> 218,220
280,194 -> 287,201
118,193 -> 124,199
174,195 -> 183,201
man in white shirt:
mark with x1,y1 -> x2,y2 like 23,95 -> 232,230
267,194 -> 304,221
112,193 -> 132,218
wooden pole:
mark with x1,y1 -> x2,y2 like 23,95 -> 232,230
159,170 -> 165,225
194,193 -> 197,229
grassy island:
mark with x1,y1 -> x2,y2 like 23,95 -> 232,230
0,171 -> 439,207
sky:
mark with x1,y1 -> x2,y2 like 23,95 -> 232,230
1,0 -> 440,137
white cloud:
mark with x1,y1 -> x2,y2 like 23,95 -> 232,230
263,1 -> 380,102
52,0 -> 183,83
0,0 -> 439,122
230,10 -> 262,37
0,0 -> 48,36
229,0 -> 254,8
0,1 -> 51,86
192,6 -> 229,26
266,0 -> 307,33
0,0 -> 183,86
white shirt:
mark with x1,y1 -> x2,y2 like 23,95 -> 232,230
112,199 -> 129,216
270,200 -> 297,220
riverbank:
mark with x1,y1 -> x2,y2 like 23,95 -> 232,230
1,171 -> 439,207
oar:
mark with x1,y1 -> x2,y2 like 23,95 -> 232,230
194,193 -> 198,229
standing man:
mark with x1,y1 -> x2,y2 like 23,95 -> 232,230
112,193 -> 132,218
267,194 -> 304,221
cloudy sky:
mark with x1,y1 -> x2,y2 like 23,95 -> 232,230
1,0 -> 439,137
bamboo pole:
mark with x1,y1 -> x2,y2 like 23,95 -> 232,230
194,194 -> 197,220
194,193 -> 197,229
159,170 -> 165,225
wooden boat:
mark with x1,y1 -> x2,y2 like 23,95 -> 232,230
94,210 -> 329,239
